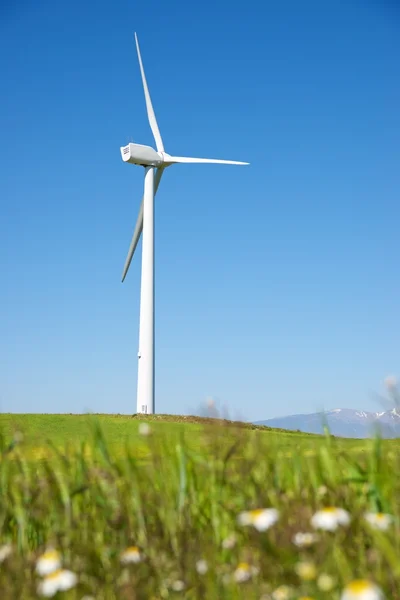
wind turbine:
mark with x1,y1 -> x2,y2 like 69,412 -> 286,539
120,33 -> 249,415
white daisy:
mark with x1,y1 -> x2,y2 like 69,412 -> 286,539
36,549 -> 62,576
233,562 -> 259,583
340,579 -> 384,600
195,559 -> 208,574
292,532 -> 319,547
295,560 -> 317,581
311,507 -> 350,531
271,585 -> 294,599
384,375 -> 397,390
0,544 -> 12,563
222,533 -> 237,549
364,512 -> 393,531
138,422 -> 151,436
171,579 -> 185,591
120,546 -> 142,564
237,508 -> 279,531
206,397 -> 215,409
37,569 -> 77,597
317,573 -> 335,591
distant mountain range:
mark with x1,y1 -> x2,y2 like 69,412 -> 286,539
255,408 -> 400,439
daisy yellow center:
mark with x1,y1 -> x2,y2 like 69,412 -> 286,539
46,569 -> 63,581
375,513 -> 385,520
126,546 -> 139,553
250,509 -> 265,518
322,507 -> 338,514
346,580 -> 373,592
237,562 -> 250,571
42,550 -> 60,561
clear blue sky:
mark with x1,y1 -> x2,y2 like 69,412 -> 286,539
1,1 -> 399,421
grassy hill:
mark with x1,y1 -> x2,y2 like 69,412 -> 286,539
0,411 -> 379,446
0,411 -> 309,434
0,412 -> 327,457
0,412 -> 379,464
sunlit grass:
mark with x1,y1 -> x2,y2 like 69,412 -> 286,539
0,413 -> 399,598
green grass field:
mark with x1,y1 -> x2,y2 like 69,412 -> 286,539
0,413 -> 339,463
0,413 -> 399,599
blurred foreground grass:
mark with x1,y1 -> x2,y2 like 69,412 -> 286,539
0,414 -> 399,598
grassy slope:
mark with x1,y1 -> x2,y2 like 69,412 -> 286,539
0,412 -> 348,449
0,413 -> 344,464
0,414 -> 400,597
0,412 -> 317,444
0,413 -> 394,459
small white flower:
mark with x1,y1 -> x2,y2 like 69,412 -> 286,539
364,512 -> 393,531
37,569 -> 78,597
317,485 -> 328,496
195,559 -> 208,574
233,562 -> 259,583
237,508 -> 279,531
0,544 -> 12,563
271,585 -> 294,599
120,546 -> 142,564
206,396 -> 215,409
311,507 -> 350,531
171,579 -> 185,591
340,579 -> 384,600
222,533 -> 237,549
292,532 -> 319,547
295,560 -> 317,581
384,375 -> 397,390
36,549 -> 62,576
138,422 -> 151,436
317,573 -> 336,591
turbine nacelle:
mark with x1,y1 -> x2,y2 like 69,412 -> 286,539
120,143 -> 163,167
120,144 -> 248,169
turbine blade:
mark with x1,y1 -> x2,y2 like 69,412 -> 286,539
165,155 -> 249,166
135,33 -> 164,153
121,168 -> 164,282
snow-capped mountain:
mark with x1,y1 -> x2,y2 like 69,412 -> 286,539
255,408 -> 400,438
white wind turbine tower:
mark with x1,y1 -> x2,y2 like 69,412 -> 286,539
121,34 -> 249,415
